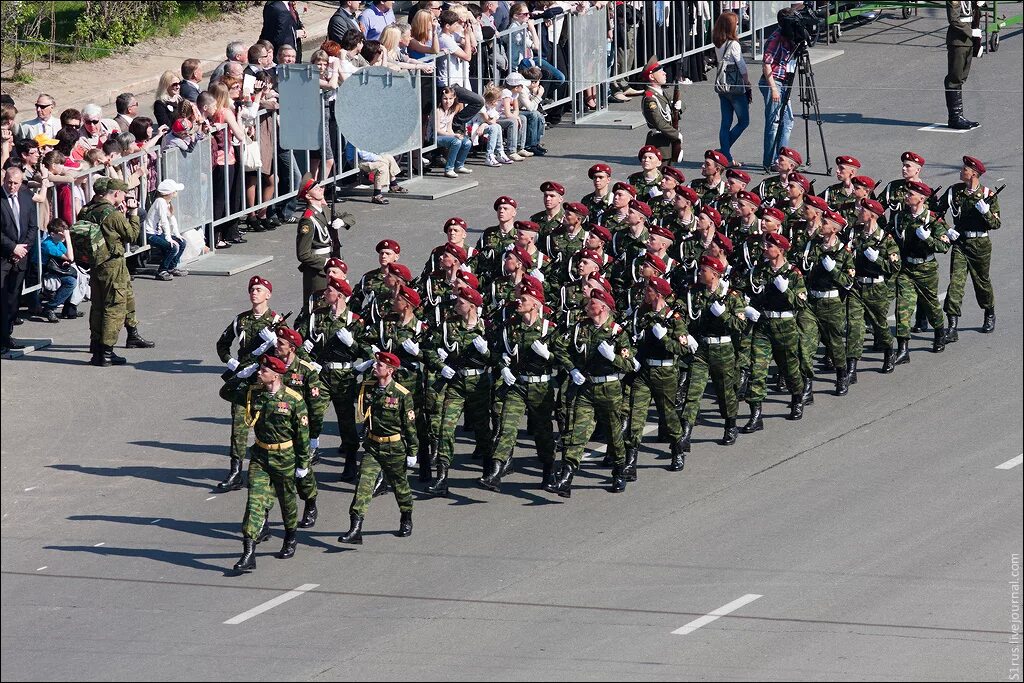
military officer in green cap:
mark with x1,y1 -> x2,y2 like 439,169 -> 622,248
640,57 -> 683,163
295,176 -> 349,302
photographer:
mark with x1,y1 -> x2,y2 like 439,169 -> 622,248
759,8 -> 799,172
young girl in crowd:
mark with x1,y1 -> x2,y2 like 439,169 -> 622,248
473,84 -> 513,167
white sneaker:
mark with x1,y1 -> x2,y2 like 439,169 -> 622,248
518,149 -> 534,157
444,169 -> 458,178
499,154 -> 515,165
486,156 -> 502,167
510,153 -> 526,162
455,166 -> 472,174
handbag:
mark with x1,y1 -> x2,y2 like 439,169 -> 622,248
714,41 -> 747,97
45,256 -> 75,278
242,137 -> 262,172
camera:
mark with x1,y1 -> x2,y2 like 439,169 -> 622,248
779,4 -> 823,48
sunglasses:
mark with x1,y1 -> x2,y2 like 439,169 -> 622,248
84,119 -> 101,125
170,82 -> 181,88
36,103 -> 54,109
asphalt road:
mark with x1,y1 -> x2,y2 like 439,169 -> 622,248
2,8 -> 1021,681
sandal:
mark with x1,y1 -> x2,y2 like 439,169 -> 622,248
216,240 -> 231,249
585,96 -> 598,111
389,184 -> 408,194
371,195 -> 390,205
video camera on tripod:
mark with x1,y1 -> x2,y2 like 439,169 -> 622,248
778,4 -> 825,49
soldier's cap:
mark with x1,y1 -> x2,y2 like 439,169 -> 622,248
699,254 -> 726,275
963,155 -> 986,175
399,285 -> 421,308
587,273 -> 613,293
588,163 -> 612,178
647,275 -> 673,297
514,220 -> 540,234
906,180 -> 932,197
458,287 -> 483,307
444,216 -> 468,232
297,173 -> 318,200
102,178 -> 129,192
493,195 -> 517,210
851,175 -> 876,190
91,177 -> 111,194
901,151 -> 925,166
649,225 -> 675,243
443,242 -> 468,263
612,181 -> 638,197
540,180 -> 565,195
835,155 -> 861,169
704,149 -> 730,169
276,326 -> 302,348
577,249 -> 603,267
788,172 -> 811,193
726,168 -> 751,184
638,145 -> 662,161
661,166 -> 685,184
508,245 -> 534,269
563,201 -> 590,217
640,56 -> 663,82
699,204 -> 722,228
248,275 -> 272,293
778,146 -> 803,166
323,257 -> 348,275
804,195 -> 830,212
644,252 -> 668,274
375,351 -> 401,369
676,186 -> 699,204
712,231 -> 734,255
860,197 -> 885,216
521,279 -> 545,304
519,274 -> 543,292
456,270 -> 479,289
765,232 -> 791,252
387,262 -> 413,282
259,353 -> 288,374
823,208 -> 847,228
737,190 -> 762,208
589,287 -> 617,310
327,275 -> 353,297
376,239 -> 400,254
761,206 -> 786,224
628,199 -> 653,218
588,224 -> 612,242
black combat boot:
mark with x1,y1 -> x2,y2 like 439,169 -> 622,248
396,511 -> 413,537
601,452 -> 614,467
125,326 -> 155,348
893,337 -> 911,365
721,417 -> 738,446
946,89 -> 979,130
91,344 -> 127,366
479,458 -> 504,491
622,447 -> 639,482
982,308 -> 996,333
881,346 -> 896,374
549,462 -> 575,498
298,498 -> 318,528
911,309 -> 929,333
822,355 -> 835,372
499,456 -> 514,477
338,515 -> 363,544
847,358 -> 859,385
736,367 -> 752,400
233,538 -> 256,572
218,457 -> 244,491
339,447 -> 360,483
945,315 -> 959,343
740,404 -> 763,434
425,464 -> 449,497
802,375 -> 814,405
932,327 -> 946,353
418,442 -> 434,482
608,464 -> 626,493
835,368 -> 850,396
255,515 -> 272,544
541,460 -> 556,488
679,419 -> 694,452
668,438 -> 686,471
278,528 -> 297,559
788,393 -> 804,421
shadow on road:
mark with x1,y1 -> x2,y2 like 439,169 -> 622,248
49,463 -> 222,489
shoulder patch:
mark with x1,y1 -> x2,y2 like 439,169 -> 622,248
283,387 -> 304,402
300,224 -> 310,234
393,383 -> 410,395
647,100 -> 657,110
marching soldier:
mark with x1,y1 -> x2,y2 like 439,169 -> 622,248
582,163 -> 615,222
727,190 -> 762,245
689,150 -> 729,206
295,177 -> 349,301
650,165 -> 685,224
793,195 -> 827,394
488,245 -> 533,319
845,176 -> 877,230
421,217 -> 479,279
640,57 -> 683,163
300,257 -> 349,320
716,167 -> 750,226
418,242 -> 468,327
530,181 -> 566,239
544,202 -> 590,287
476,196 -> 519,289
939,155 -> 1000,340
628,145 -> 665,200
848,198 -> 901,376
604,182 -> 637,234
781,173 -> 811,241
610,199 -> 653,262
819,155 -> 861,223
351,239 -> 402,318
338,351 -> 417,545
222,353 -> 309,572
755,146 -> 803,207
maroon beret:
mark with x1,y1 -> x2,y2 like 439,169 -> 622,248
563,201 -> 590,217
588,224 -> 612,242
860,197 -> 885,216
444,217 -> 468,232
778,146 -> 803,166
375,351 -> 401,368
399,285 -> 421,307
650,225 -> 675,242
835,155 -> 861,168
647,275 -> 673,297
713,231 -> 734,255
628,199 -> 653,218
459,287 -> 483,307
376,239 -> 400,254
962,155 -> 986,174
644,252 -> 668,274
699,205 -> 722,227
588,163 -> 612,178
578,249 -> 603,266
248,275 -> 272,293
907,180 -> 932,197
851,175 -> 876,190
699,254 -> 726,275
443,243 -> 468,263
259,353 -> 288,373
327,275 -> 352,297
509,245 -> 534,269
737,190 -> 762,208
638,145 -> 662,161
493,195 -> 517,210
540,180 -> 565,195
788,173 -> 811,193
726,168 -> 751,184
323,257 -> 348,275
823,208 -> 847,228
901,151 -> 925,166
805,195 -> 830,212
704,149 -> 730,168
765,232 -> 791,252
276,326 -> 302,348
613,181 -> 637,197
677,186 -> 699,204
520,278 -> 545,303
590,287 -> 616,310
761,206 -> 786,223
514,220 -> 540,233
662,166 -> 685,184
387,262 -> 412,282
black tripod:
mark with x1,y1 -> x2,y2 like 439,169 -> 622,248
769,44 -> 831,175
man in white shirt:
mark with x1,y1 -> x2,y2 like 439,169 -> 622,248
16,94 -> 60,142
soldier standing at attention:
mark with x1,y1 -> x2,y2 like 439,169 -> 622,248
939,155 -> 1000,341
530,181 -> 567,241
848,198 -> 901,376
215,275 -> 285,491
715,167 -> 749,227
222,353 -> 309,572
628,145 -> 665,200
581,163 -> 614,222
603,182 -> 637,234
640,57 -> 683,163
338,352 -> 417,545
650,166 -> 685,225
295,177 -> 348,302
945,1 -> 982,130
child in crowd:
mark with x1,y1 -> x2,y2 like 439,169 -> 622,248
472,84 -> 513,167
499,73 -> 529,161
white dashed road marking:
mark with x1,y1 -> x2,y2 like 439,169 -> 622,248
672,594 -> 763,635
995,454 -> 1023,470
224,584 -> 320,625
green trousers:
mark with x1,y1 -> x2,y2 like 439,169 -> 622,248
493,380 -> 556,463
749,318 -> 804,403
438,373 -> 493,466
242,452 -> 297,539
89,258 -> 137,346
944,238 -> 993,316
847,282 -> 893,357
895,260 -> 944,337
230,403 -> 251,460
626,365 -> 682,448
564,381 -> 626,469
324,370 -> 360,452
796,308 -> 819,378
350,439 -> 413,518
682,342 -> 738,423
808,296 -> 848,367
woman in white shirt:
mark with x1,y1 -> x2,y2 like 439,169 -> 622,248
144,179 -> 188,280
713,11 -> 752,167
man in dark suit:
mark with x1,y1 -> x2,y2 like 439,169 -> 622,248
1,167 -> 39,352
329,1 -> 361,44
260,1 -> 304,59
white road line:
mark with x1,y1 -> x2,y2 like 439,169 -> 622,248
205,496 -> 217,501
224,584 -> 320,625
24,487 -> 37,492
887,292 -> 946,323
995,454 -> 1023,470
93,542 -> 105,547
672,594 -> 763,635
583,424 -> 657,460
36,566 -> 47,571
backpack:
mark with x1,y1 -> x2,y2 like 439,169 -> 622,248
70,203 -> 117,267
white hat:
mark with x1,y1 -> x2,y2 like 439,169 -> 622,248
157,179 -> 185,194
505,72 -> 526,87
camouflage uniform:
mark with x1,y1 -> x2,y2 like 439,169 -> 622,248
544,226 -> 588,289
891,207 -> 951,337
83,199 -> 141,348
802,236 -> 855,368
747,261 -> 808,403
530,208 -> 565,241
279,355 -> 329,503
350,267 -> 391,321
938,183 -> 1001,317
581,190 -> 614,224
628,169 -> 664,201
755,175 -> 788,208
475,225 -> 517,289
351,378 -> 417,518
372,313 -> 429,452
689,177 -> 727,207
847,226 -> 900,357
680,281 -> 747,424
625,303 -> 688,449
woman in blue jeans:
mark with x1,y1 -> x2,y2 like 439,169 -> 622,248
713,12 -> 751,167
434,87 -> 473,177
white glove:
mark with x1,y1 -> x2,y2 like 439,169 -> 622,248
355,359 -> 374,372
402,338 -> 420,356
472,335 -> 488,353
301,339 -> 314,353
675,145 -> 684,164
743,306 -> 761,323
821,255 -> 836,272
253,338 -> 274,356
632,357 -> 640,371
685,335 -> 699,353
236,363 -> 258,378
947,228 -> 960,241
259,327 -> 277,344
915,226 -> 931,241
441,365 -> 456,379
570,368 -> 586,385
331,217 -> 346,230
710,300 -> 726,317
309,361 -> 322,373
310,437 -> 319,450
531,339 -> 551,359
336,328 -> 354,347
406,455 -> 417,469
501,367 -> 517,385
864,246 -> 879,262
530,268 -> 545,283
598,340 -> 616,361
673,99 -> 683,111
971,27 -> 983,38
437,348 -> 448,362
295,467 -> 309,479
773,274 -> 789,293
651,322 -> 667,339
226,358 -> 240,372
648,187 -> 662,198
975,199 -> 989,214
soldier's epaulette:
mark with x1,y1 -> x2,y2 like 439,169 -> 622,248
393,382 -> 410,395
297,358 -> 317,372
791,266 -> 802,276
302,209 -> 314,219
283,386 -> 304,403
645,90 -> 654,97
351,312 -> 362,321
